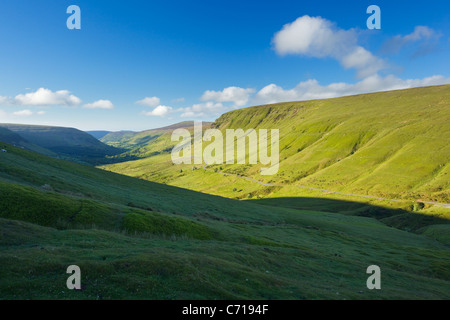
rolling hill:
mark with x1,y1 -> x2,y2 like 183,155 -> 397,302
100,121 -> 212,158
101,85 -> 450,211
0,124 -> 123,165
0,140 -> 449,299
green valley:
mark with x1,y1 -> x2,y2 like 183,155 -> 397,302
1,85 -> 449,300
2,0 -> 450,303
0,139 -> 449,299
101,85 -> 450,218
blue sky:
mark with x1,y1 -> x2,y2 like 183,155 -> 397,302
0,0 -> 449,131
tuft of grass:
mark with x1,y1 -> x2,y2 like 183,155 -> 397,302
122,211 -> 214,240
0,181 -> 119,230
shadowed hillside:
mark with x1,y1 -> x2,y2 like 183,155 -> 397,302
0,127 -> 56,156
0,140 -> 449,299
0,124 -> 123,165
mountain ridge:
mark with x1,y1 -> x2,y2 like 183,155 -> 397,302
0,123 -> 123,165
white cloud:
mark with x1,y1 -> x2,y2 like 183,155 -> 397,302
83,99 -> 114,109
136,96 -> 161,107
201,86 -> 255,107
273,15 -> 354,57
13,109 -> 33,117
272,15 -> 385,78
0,109 -> 7,118
37,111 -> 46,115
340,47 -> 386,78
0,96 -> 11,105
142,105 -> 173,117
180,110 -> 205,118
403,26 -> 436,42
173,97 -> 185,103
179,102 -> 226,118
253,75 -> 450,105
14,88 -> 81,106
382,26 -> 440,57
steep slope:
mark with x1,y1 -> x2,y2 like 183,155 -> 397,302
0,140 -> 449,299
102,85 -> 450,206
0,123 -> 123,165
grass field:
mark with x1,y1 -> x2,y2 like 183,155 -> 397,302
1,123 -> 450,299
1,86 -> 449,299
101,85 -> 450,222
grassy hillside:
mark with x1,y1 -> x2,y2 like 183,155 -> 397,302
101,121 -> 212,158
1,141 -> 449,299
0,124 -> 123,165
98,121 -> 205,150
100,131 -> 136,147
102,85 -> 450,209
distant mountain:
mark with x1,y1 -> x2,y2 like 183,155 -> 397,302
101,121 -> 212,156
0,127 -> 56,156
86,130 -> 111,140
0,127 -> 25,145
0,124 -> 123,165
100,131 -> 136,147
